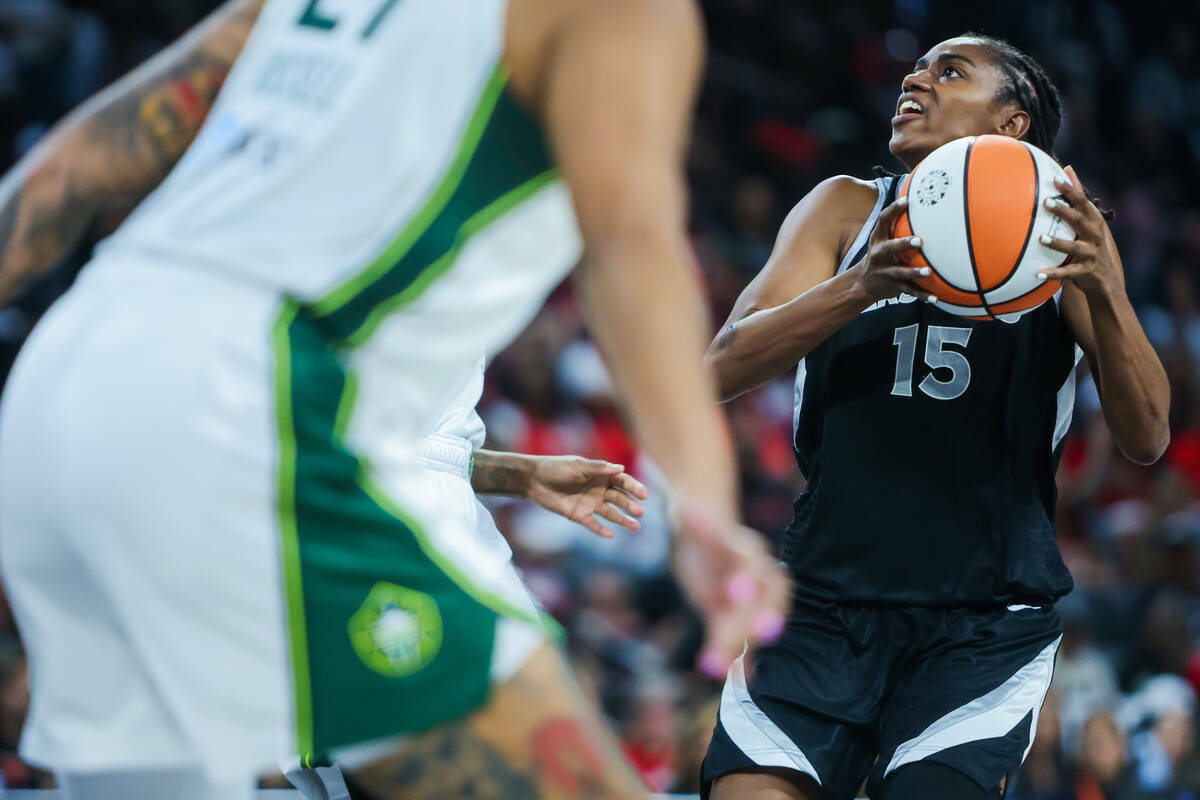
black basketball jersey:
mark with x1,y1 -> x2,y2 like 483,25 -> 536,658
783,175 -> 1078,607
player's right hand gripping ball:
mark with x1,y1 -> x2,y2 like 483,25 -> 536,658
894,134 -> 1076,320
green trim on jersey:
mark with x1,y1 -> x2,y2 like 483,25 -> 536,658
309,66 -> 556,343
272,64 -> 560,758
272,301 -> 315,759
345,169 -> 557,346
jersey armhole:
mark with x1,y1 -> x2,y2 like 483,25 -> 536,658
834,176 -> 892,276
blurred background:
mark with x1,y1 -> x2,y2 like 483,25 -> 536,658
0,0 -> 1198,796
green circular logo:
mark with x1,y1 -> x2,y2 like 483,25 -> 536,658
348,582 -> 442,677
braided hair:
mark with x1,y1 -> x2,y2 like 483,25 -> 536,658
880,35 -> 1112,218
964,34 -> 1063,156
967,33 -> 1113,218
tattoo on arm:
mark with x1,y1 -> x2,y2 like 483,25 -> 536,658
470,450 -> 534,496
0,0 -> 262,303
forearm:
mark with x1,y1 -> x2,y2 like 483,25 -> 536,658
579,228 -> 737,516
470,450 -> 536,496
708,264 -> 873,401
1087,286 -> 1170,464
0,128 -> 101,302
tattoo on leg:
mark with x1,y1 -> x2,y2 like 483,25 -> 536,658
531,718 -> 610,798
361,723 -> 539,799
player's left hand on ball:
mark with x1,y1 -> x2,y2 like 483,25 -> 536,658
526,456 -> 648,538
1035,166 -> 1123,297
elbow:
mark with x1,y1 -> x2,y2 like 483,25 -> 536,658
1120,422 -> 1170,466
704,352 -> 738,403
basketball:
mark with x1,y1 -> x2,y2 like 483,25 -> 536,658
894,134 -> 1076,320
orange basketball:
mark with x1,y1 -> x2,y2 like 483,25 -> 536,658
894,134 -> 1076,321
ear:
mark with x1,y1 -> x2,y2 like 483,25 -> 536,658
997,107 -> 1031,140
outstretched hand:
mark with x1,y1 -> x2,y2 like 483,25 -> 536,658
526,456 -> 648,538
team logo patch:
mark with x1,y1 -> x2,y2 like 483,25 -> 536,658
915,169 -> 951,206
348,582 -> 442,677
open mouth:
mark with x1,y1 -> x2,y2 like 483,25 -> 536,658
892,98 -> 924,124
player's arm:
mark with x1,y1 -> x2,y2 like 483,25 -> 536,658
1042,167 -> 1170,465
0,0 -> 264,304
470,450 -> 647,538
518,0 -> 784,670
707,180 -> 931,401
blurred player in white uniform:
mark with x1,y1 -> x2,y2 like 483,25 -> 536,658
282,358 -> 649,800
0,0 -> 788,797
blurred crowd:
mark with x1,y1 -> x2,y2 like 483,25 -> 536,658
0,0 -> 1198,796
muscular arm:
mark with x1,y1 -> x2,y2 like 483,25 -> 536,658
532,0 -> 734,512
0,0 -> 263,304
1045,169 -> 1169,465
706,177 -> 927,401
1061,254 -> 1169,465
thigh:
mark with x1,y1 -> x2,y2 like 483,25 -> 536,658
710,768 -> 824,800
343,641 -> 650,800
870,606 -> 1062,797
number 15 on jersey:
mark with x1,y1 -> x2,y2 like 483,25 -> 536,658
891,324 -> 973,401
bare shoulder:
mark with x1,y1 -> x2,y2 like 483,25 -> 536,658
772,174 -> 879,262
504,0 -> 701,112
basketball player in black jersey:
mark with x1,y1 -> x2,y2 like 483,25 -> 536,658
699,35 -> 1169,800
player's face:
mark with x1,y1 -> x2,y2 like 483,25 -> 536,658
888,38 -> 1017,169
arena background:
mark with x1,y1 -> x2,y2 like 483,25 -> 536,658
0,0 -> 1198,796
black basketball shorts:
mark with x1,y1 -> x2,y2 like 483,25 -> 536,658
701,599 -> 1062,799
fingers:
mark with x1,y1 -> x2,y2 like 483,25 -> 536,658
1043,196 -> 1085,228
594,502 -> 640,532
1038,234 -> 1094,260
1063,165 -> 1085,192
604,487 -> 645,518
1051,173 -> 1101,225
692,530 -> 792,678
872,195 -> 909,243
614,471 -> 649,500
1036,263 -> 1095,281
874,235 -> 924,259
585,458 -> 624,476
579,514 -> 616,539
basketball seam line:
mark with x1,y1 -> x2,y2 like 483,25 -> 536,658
993,142 -> 1040,293
961,136 -> 996,319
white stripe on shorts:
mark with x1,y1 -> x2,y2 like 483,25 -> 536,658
719,651 -> 822,784
883,635 -> 1061,778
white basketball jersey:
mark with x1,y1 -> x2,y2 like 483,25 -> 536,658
99,0 -> 581,444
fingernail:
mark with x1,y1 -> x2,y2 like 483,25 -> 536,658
1044,198 -> 1058,208
1039,235 -> 1052,244
1037,272 -> 1047,280
919,267 -> 931,276
698,649 -> 728,678
910,237 -> 922,247
897,196 -> 908,206
926,295 -> 938,304
754,609 -> 785,642
726,572 -> 758,604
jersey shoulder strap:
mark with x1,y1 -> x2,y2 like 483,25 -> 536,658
835,173 -> 907,275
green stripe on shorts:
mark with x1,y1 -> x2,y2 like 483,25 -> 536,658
273,65 -> 558,759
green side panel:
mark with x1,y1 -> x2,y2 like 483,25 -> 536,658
273,65 -> 560,759
312,75 -> 555,342
279,308 -> 500,756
